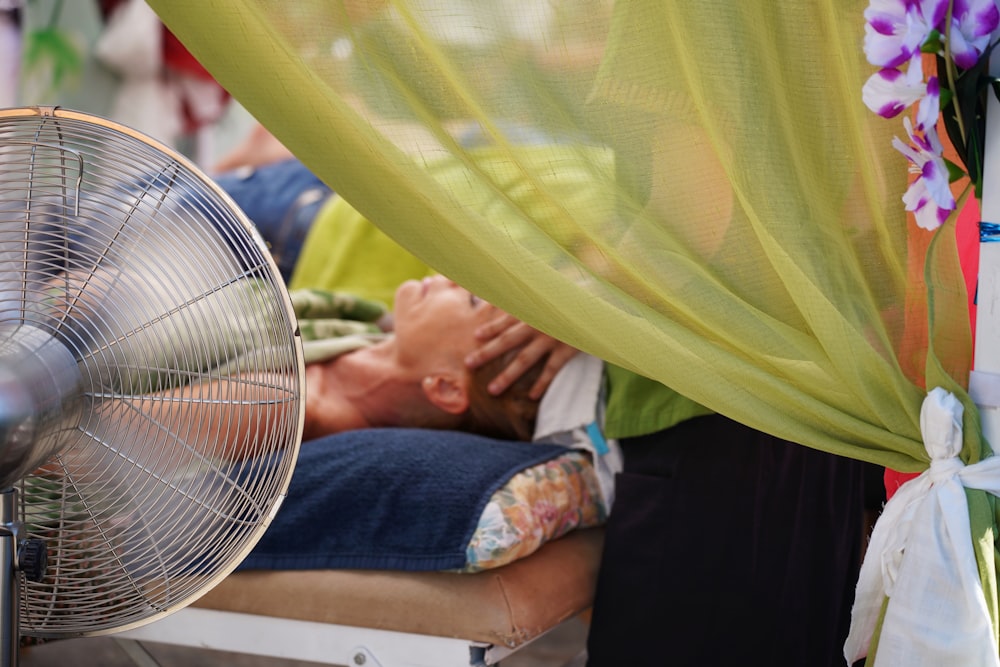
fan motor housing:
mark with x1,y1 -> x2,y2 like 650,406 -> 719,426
0,325 -> 82,489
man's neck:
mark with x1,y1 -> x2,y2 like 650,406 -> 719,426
302,341 -> 423,439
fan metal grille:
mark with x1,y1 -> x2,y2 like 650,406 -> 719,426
0,107 -> 304,637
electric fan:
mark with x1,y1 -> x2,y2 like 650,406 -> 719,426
0,106 -> 304,664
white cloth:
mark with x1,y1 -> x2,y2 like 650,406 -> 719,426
532,353 -> 622,509
844,387 -> 1000,666
94,0 -> 227,155
94,0 -> 182,144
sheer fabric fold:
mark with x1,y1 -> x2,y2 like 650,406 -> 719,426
146,0 -> 995,660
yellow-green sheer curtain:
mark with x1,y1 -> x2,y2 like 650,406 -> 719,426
148,0 -> 977,470
147,0 -> 998,654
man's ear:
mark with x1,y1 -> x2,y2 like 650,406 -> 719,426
421,373 -> 470,415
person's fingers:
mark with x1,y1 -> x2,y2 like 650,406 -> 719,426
464,313 -> 581,397
528,343 -> 579,400
474,311 -> 520,341
465,320 -> 534,368
484,335 -> 553,395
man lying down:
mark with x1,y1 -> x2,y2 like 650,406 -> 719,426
35,268 -> 619,574
210,276 -> 619,572
235,274 -> 621,572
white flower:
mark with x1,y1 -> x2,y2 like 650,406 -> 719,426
862,54 -> 928,118
892,118 -> 955,230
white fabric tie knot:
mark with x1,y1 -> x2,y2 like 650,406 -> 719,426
845,387 -> 1000,667
928,456 -> 964,484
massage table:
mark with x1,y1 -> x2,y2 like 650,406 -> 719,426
110,426 -> 607,667
116,527 -> 601,666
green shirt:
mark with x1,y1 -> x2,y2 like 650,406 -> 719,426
603,364 -> 713,440
290,196 -> 437,308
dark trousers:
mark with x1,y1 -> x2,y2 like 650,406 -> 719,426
586,414 -> 864,667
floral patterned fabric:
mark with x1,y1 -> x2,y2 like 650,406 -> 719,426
463,451 -> 606,572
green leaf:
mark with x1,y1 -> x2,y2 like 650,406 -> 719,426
937,54 -> 968,171
939,87 -> 954,109
943,157 -> 967,184
22,28 -> 83,92
922,30 -> 943,54
937,40 -> 999,189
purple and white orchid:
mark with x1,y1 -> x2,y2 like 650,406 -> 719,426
863,0 -> 941,67
862,54 -> 929,119
863,0 -> 1000,230
916,73 -> 941,132
949,0 -> 1000,68
893,118 -> 955,229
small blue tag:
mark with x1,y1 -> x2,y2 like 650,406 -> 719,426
586,421 -> 609,455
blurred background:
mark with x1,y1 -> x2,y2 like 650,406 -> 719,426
1,0 -> 255,169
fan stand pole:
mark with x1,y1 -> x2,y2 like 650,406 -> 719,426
0,486 -> 48,667
0,487 -> 20,667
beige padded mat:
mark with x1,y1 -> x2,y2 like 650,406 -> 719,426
194,528 -> 604,649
